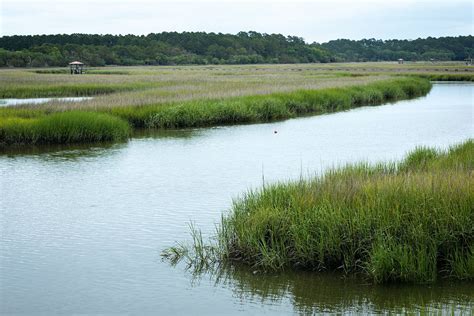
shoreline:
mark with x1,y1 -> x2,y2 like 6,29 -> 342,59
163,140 -> 474,284
0,76 -> 432,146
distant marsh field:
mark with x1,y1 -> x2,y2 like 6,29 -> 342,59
1,62 -> 472,109
0,62 -> 472,145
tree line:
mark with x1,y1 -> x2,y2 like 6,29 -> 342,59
0,32 -> 471,67
323,36 -> 473,62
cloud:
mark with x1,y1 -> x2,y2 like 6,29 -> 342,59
1,0 -> 472,42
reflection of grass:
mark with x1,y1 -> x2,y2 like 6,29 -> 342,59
0,141 -> 122,159
132,128 -> 202,140
164,140 -> 474,284
207,266 -> 474,314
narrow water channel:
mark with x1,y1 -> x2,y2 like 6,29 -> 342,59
0,97 -> 92,107
0,83 -> 472,314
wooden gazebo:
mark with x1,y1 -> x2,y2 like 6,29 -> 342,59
69,61 -> 84,74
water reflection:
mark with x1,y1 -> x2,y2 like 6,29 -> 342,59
1,83 -> 472,314
195,266 -> 473,314
0,97 -> 93,107
0,129 -> 201,158
0,141 -> 125,161
132,128 -> 204,140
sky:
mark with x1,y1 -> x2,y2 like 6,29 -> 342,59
0,0 -> 472,43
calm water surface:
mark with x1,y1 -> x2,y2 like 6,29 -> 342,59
0,97 -> 92,107
1,83 -> 473,314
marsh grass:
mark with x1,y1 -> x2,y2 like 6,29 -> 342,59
162,223 -> 222,273
408,73 -> 474,82
163,140 -> 474,284
0,62 -> 468,146
33,69 -> 70,74
32,69 -> 131,75
0,111 -> 130,145
0,82 -> 153,98
3,61 -> 462,108
0,77 -> 432,144
109,77 -> 431,128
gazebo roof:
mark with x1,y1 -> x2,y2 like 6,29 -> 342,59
69,61 -> 84,65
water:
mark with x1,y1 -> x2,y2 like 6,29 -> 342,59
0,97 -> 92,107
0,83 -> 473,314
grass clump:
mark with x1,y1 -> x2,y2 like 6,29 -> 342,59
0,111 -> 130,145
164,140 -> 474,284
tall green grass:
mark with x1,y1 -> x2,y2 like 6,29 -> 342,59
164,140 -> 474,283
0,111 -> 130,145
0,77 -> 432,145
109,77 -> 432,128
412,73 -> 474,82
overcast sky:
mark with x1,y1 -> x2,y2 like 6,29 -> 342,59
0,0 -> 472,43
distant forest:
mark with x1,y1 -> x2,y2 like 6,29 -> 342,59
0,32 -> 472,67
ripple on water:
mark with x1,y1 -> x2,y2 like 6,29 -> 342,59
1,83 -> 473,314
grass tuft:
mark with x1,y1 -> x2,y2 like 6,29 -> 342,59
163,140 -> 474,284
0,111 -> 130,145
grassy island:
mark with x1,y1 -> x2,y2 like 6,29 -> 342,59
164,140 -> 474,283
1,62 -> 472,146
0,75 -> 431,145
